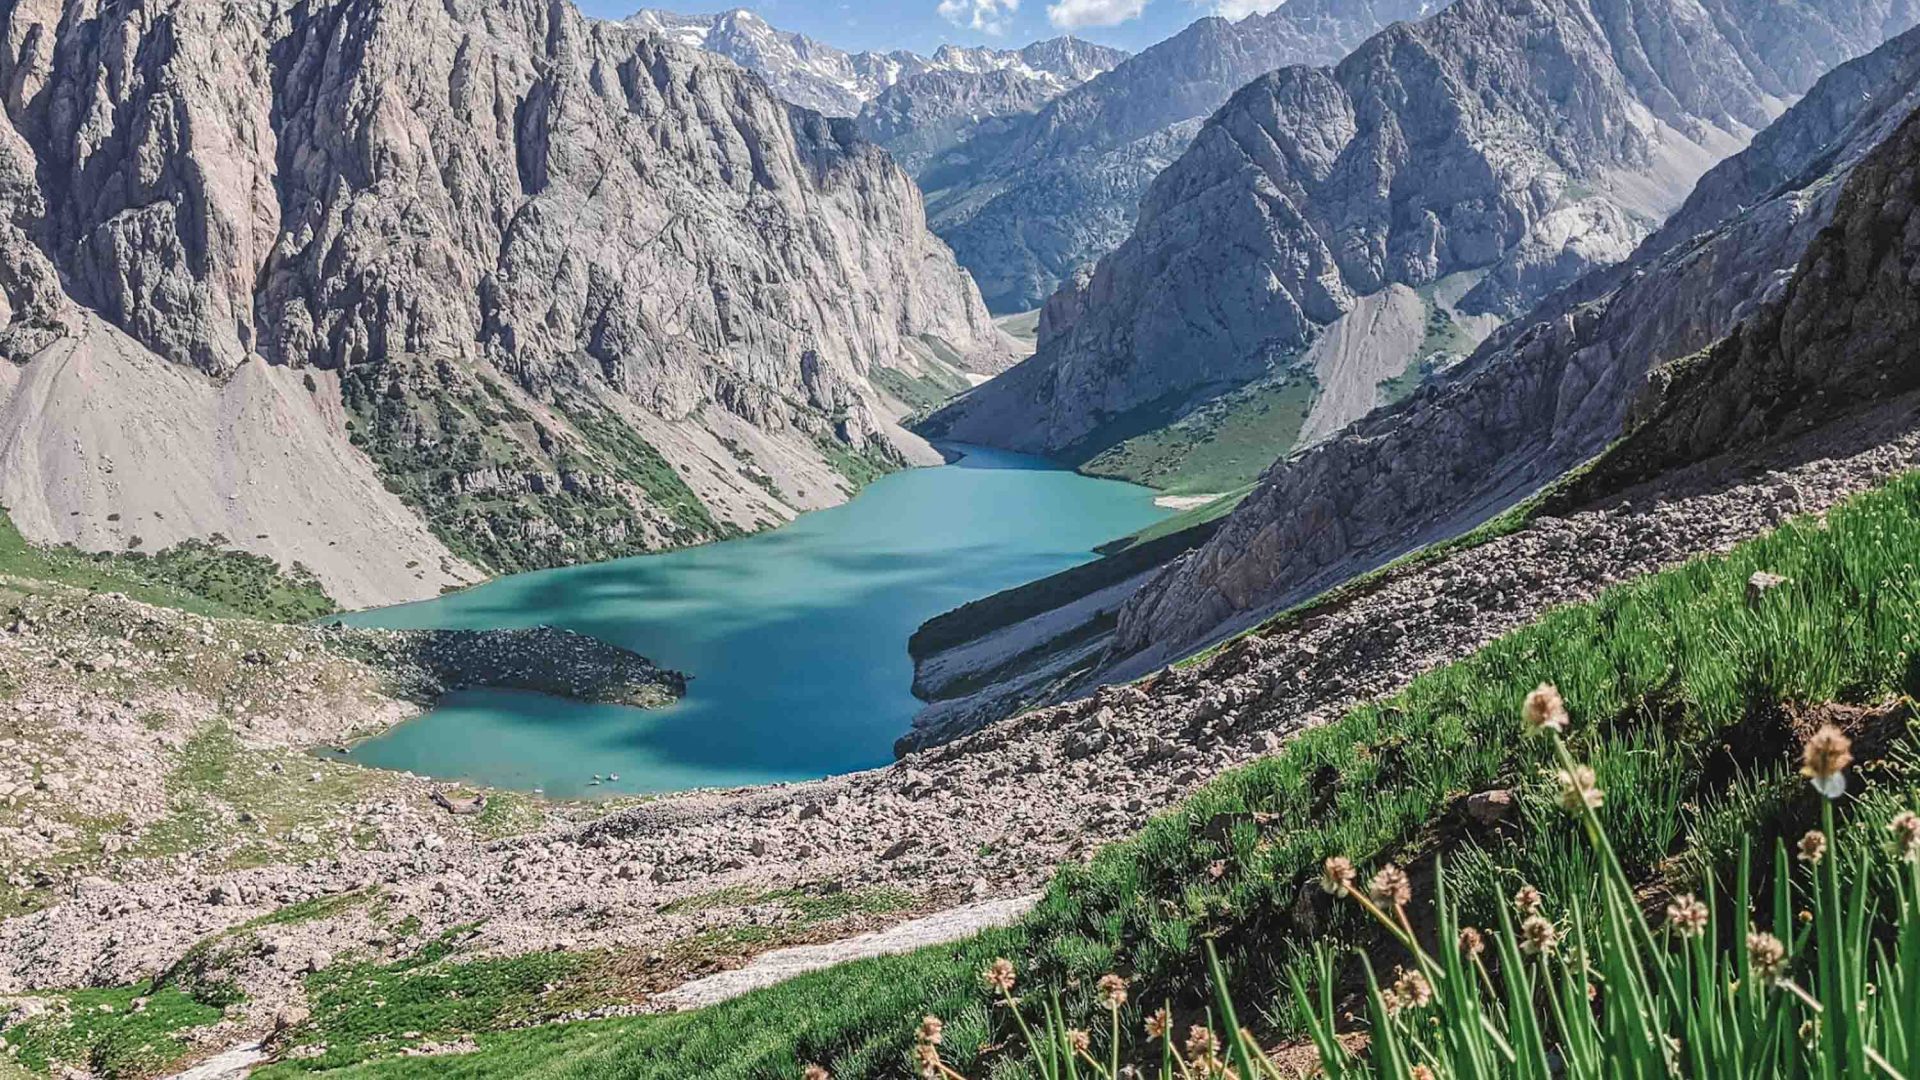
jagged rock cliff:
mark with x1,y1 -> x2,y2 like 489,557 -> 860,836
1107,24 -> 1920,670
931,0 -> 1920,460
627,8 -> 1122,118
0,0 -> 1010,606
857,68 -> 1074,178
924,0 -> 1443,313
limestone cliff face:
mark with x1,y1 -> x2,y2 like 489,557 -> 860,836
925,0 -> 1439,313
0,0 -> 1010,602
929,0 -> 1920,459
1106,26 -> 1920,668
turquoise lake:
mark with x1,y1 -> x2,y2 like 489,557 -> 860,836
332,446 -> 1169,798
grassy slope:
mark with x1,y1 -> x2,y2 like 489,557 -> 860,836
1079,376 -> 1316,496
0,508 -> 336,622
268,463 -> 1920,1079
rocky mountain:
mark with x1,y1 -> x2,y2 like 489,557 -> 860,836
857,68 -> 1069,178
923,0 -> 1443,314
1106,21 -> 1920,672
928,0 -> 1920,469
625,9 -> 1124,117
0,0 -> 1010,609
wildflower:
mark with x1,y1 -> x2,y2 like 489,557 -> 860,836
1067,1029 -> 1091,1055
803,1068 -> 831,1080
1098,973 -> 1129,1009
1392,967 -> 1433,1010
1520,915 -> 1559,955
1513,884 -> 1544,916
1144,1007 -> 1171,1040
1666,894 -> 1709,938
1523,683 -> 1569,735
1796,829 -> 1828,864
1369,864 -> 1412,908
1748,931 -> 1788,982
1458,926 -> 1486,957
913,1042 -> 941,1079
1207,859 -> 1227,880
1800,725 -> 1853,798
1891,811 -> 1920,861
982,957 -> 1016,995
1319,855 -> 1356,895
1185,1025 -> 1218,1061
1556,764 -> 1604,814
1411,1067 -> 1437,1080
917,1015 -> 944,1046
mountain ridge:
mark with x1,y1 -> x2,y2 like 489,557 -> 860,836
624,8 -> 1126,117
0,0 -> 1011,608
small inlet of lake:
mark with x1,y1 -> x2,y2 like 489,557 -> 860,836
332,446 -> 1170,798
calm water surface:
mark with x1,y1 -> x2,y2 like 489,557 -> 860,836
334,446 -> 1168,797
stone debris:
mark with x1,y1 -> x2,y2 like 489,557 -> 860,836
1,397 -> 1918,1059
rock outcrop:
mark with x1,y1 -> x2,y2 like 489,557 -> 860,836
857,68 -> 1073,178
929,0 -> 1920,459
924,0 -> 1445,313
626,8 -> 1123,117
0,0 -> 1011,602
1107,24 -> 1920,670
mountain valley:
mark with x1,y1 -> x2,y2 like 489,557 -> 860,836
5,0 -> 1920,1077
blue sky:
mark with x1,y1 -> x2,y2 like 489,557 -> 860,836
576,0 -> 1250,55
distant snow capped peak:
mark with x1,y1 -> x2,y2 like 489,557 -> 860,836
622,8 -> 1127,116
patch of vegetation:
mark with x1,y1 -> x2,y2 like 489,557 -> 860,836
659,885 -> 917,923
473,790 -> 546,840
0,508 -> 336,622
871,364 -> 973,417
134,724 -> 376,869
909,519 -> 1227,661
565,410 -> 724,541
264,928 -> 605,1073
812,434 -> 901,493
278,468 -> 1920,1079
1078,375 -> 1316,496
339,359 -> 727,575
1094,483 -> 1255,557
0,982 -> 227,1079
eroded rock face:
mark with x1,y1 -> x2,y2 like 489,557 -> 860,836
1106,25 -> 1920,669
928,0 -> 1920,458
0,0 -> 1011,592
926,0 -> 1438,313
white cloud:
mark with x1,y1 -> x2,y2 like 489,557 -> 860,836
938,0 -> 1021,34
1205,0 -> 1283,17
1046,0 -> 1149,28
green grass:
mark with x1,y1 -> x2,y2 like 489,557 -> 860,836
1079,376 -> 1316,496
909,519 -> 1227,661
1095,482 -> 1256,557
658,885 -> 917,923
340,360 -> 737,574
0,508 -> 336,622
812,434 -> 903,493
133,724 -> 377,869
269,456 -> 1920,1079
262,929 -> 600,1073
0,983 -> 227,1079
872,365 -> 973,417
